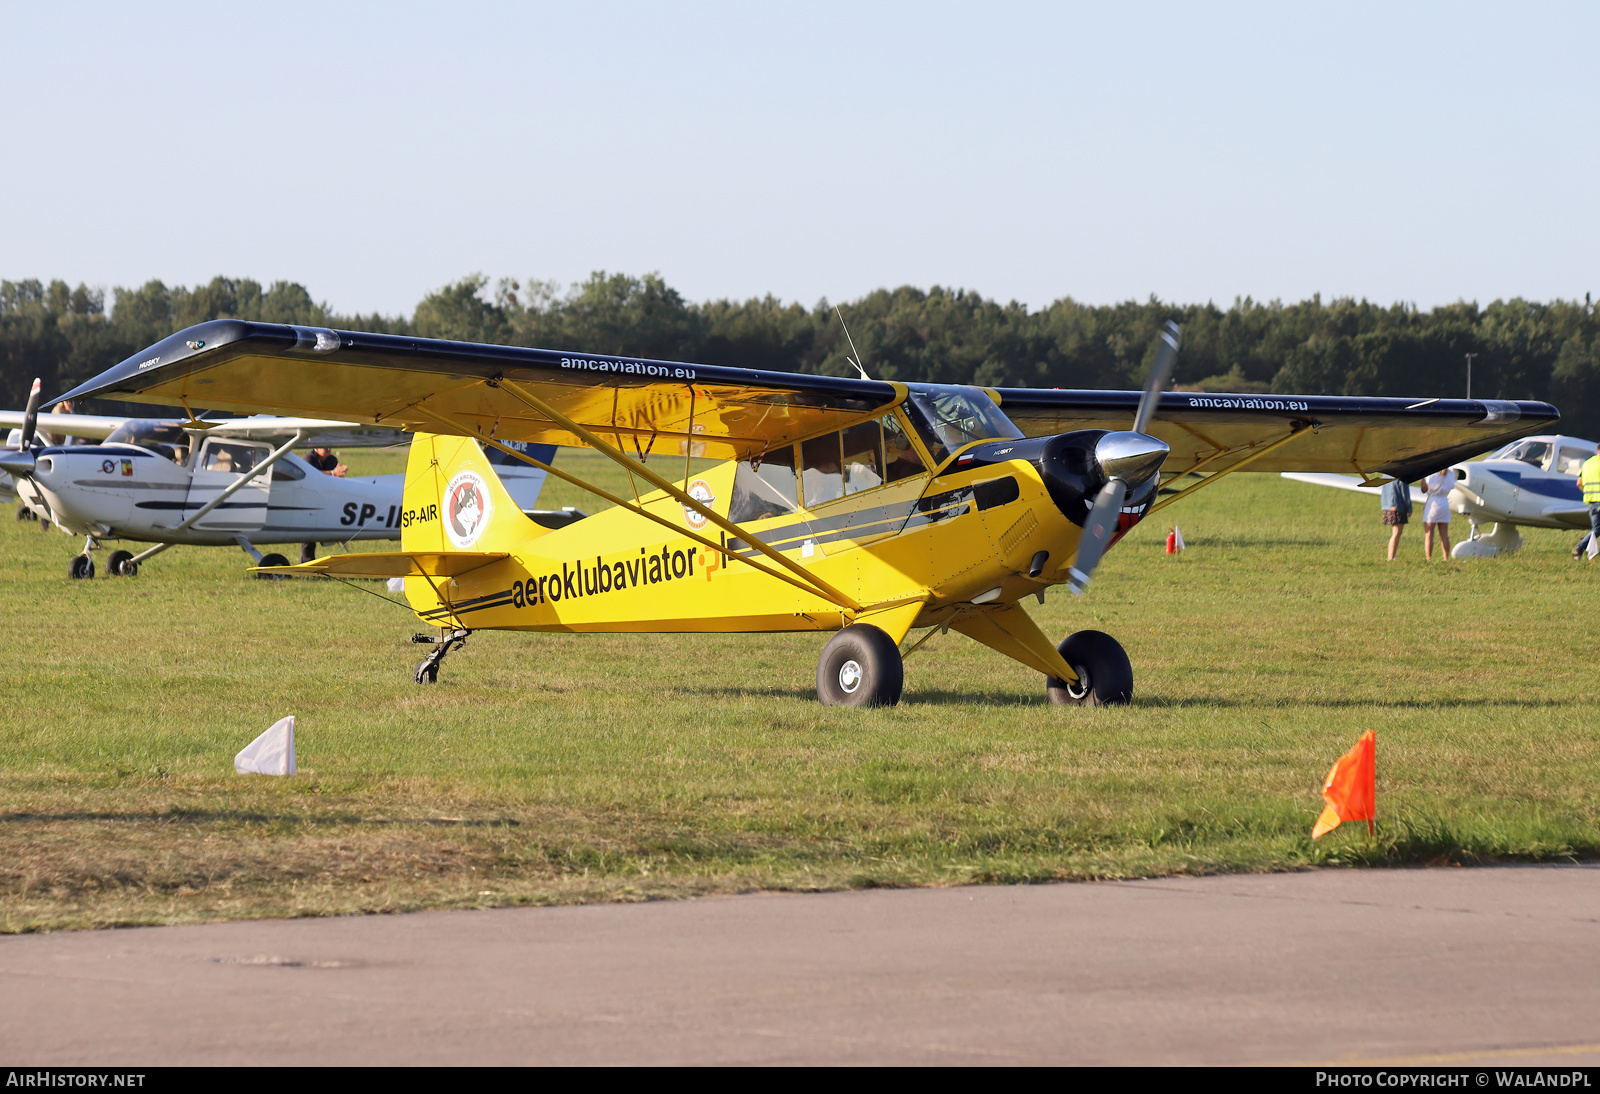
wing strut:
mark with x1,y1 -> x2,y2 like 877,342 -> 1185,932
489,378 -> 865,612
410,406 -> 862,613
1146,425 -> 1312,516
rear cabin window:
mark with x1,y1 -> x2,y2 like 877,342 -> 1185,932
1556,445 -> 1595,475
727,445 -> 800,523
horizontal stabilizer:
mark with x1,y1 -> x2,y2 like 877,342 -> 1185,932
1281,472 -> 1426,503
254,551 -> 508,578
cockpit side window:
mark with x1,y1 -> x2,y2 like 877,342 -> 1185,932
203,442 -> 260,475
882,412 -> 926,482
801,433 -> 844,507
902,387 -> 1021,466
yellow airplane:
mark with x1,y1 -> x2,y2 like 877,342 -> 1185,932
58,320 -> 1557,705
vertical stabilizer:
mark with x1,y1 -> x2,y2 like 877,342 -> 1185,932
403,432 -> 541,554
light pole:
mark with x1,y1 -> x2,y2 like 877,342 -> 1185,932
1465,353 -> 1478,400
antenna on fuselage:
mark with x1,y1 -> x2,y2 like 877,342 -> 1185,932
834,307 -> 871,381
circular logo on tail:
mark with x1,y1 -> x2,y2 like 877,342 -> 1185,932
444,470 -> 493,549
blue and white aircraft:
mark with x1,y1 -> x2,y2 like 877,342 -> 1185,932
1283,433 -> 1596,558
2,380 -> 574,578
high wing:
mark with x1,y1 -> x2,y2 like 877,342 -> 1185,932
995,390 -> 1558,482
0,411 -> 130,441
0,409 -> 406,449
54,320 -> 898,462
201,416 -> 408,448
54,319 -> 1557,479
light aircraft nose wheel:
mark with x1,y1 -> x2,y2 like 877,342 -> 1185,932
107,549 -> 136,577
816,624 -> 903,707
1046,629 -> 1133,707
254,552 -> 290,580
67,554 -> 95,580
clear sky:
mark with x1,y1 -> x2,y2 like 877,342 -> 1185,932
2,1 -> 1595,316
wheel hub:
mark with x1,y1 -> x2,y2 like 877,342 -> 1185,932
1067,666 -> 1092,701
838,659 -> 863,693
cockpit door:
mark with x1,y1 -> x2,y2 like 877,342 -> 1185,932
185,438 -> 271,530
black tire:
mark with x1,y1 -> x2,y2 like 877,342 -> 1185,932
816,624 -> 904,708
68,554 -> 95,580
39,519 -> 51,533
107,549 -> 136,577
1046,629 -> 1133,707
15,505 -> 35,522
416,661 -> 439,684
300,541 -> 318,564
254,552 -> 290,580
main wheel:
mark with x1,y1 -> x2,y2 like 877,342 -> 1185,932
68,554 -> 95,580
254,552 -> 290,580
816,624 -> 903,707
15,505 -> 35,522
1046,629 -> 1133,707
107,549 -> 136,577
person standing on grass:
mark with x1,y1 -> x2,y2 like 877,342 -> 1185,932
1381,477 -> 1412,561
1420,469 -> 1454,560
1578,449 -> 1600,560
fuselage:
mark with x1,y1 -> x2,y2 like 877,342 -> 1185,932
17,442 -> 404,545
401,387 -> 1143,635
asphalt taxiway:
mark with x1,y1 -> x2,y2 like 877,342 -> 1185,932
3,865 -> 1597,1065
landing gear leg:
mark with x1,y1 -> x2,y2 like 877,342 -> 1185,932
412,629 -> 471,684
69,535 -> 100,580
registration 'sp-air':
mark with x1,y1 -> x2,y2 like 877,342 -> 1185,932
56,320 -> 1557,705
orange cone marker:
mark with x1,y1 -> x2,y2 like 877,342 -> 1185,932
1312,729 -> 1376,838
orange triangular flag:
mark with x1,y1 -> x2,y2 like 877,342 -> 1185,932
1312,729 -> 1376,838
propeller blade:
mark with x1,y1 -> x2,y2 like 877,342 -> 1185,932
1066,478 -> 1127,596
20,377 -> 42,449
1131,321 -> 1181,436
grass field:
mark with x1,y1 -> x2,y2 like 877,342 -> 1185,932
2,448 -> 1597,932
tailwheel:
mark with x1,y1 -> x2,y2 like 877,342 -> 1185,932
107,549 -> 137,577
413,629 -> 470,685
254,552 -> 290,580
1046,629 -> 1133,707
816,624 -> 903,707
68,554 -> 95,580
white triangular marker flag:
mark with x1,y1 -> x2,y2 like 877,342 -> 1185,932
1587,534 -> 1597,560
1173,525 -> 1186,551
386,576 -> 405,592
235,716 -> 296,775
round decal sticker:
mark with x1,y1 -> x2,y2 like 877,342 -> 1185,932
444,470 -> 494,549
683,478 -> 715,529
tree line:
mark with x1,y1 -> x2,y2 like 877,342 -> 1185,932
5,272 -> 1599,436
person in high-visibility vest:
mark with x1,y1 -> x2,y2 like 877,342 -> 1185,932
1577,448 -> 1600,559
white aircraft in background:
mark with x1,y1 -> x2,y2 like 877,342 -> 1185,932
1,379 -> 575,579
1282,433 -> 1596,558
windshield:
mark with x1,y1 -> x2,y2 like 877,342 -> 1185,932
104,420 -> 189,463
1490,440 -> 1552,468
902,386 -> 1021,465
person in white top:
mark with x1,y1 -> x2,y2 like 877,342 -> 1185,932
1420,469 -> 1455,560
